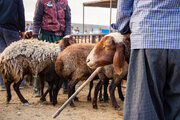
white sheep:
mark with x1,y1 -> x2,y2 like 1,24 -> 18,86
0,37 -> 75,105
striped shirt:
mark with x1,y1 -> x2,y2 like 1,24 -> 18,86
111,0 -> 180,49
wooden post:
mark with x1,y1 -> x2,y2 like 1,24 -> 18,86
52,67 -> 103,119
83,5 -> 85,34
109,0 -> 112,33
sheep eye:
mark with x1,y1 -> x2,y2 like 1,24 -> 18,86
104,41 -> 113,48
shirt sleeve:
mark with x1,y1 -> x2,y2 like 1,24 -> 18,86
17,0 -> 25,32
33,0 -> 44,38
111,0 -> 134,34
64,5 -> 71,35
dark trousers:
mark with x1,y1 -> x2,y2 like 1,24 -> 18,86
0,27 -> 20,85
124,49 -> 180,120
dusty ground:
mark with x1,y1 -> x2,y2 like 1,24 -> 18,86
0,82 -> 124,120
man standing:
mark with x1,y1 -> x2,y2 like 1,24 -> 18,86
112,0 -> 180,119
33,0 -> 71,96
33,0 -> 71,42
0,0 -> 25,91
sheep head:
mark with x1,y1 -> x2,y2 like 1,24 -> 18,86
24,30 -> 33,39
58,35 -> 76,51
86,32 -> 130,75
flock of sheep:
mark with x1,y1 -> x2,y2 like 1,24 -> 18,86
0,32 -> 130,111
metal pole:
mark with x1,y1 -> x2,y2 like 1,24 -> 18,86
83,5 -> 85,34
109,0 -> 112,33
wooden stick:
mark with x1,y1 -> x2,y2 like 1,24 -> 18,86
52,67 -> 103,119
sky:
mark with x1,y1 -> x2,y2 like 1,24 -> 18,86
23,0 -> 117,26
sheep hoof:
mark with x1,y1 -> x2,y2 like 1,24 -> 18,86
7,97 -> 12,103
74,97 -> 79,102
120,97 -> 124,101
52,101 -> 57,106
93,104 -> 98,109
99,97 -> 103,102
42,101 -> 48,105
115,106 -> 122,111
104,96 -> 109,102
87,97 -> 91,101
70,102 -> 76,107
22,100 -> 29,104
40,98 -> 46,102
22,103 -> 32,106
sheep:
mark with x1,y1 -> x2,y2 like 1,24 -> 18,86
86,32 -> 130,75
40,36 -> 76,104
0,36 -> 75,105
87,78 -> 106,102
92,64 -> 128,110
55,43 -> 125,108
24,30 -> 33,39
86,32 -> 130,109
55,43 -> 98,107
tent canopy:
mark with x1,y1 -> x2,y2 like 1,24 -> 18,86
83,0 -> 117,8
82,0 -> 117,33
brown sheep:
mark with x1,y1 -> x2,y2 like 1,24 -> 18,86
86,32 -> 130,109
93,64 -> 128,110
24,30 -> 33,39
86,32 -> 130,75
55,43 -> 125,109
55,43 -> 96,107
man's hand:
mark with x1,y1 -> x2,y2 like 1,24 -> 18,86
20,32 -> 25,39
33,38 -> 38,40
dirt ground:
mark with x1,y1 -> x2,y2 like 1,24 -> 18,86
0,81 -> 124,120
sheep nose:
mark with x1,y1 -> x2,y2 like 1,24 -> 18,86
86,59 -> 90,63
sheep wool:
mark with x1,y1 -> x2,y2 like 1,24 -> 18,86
0,39 -> 61,82
105,32 -> 124,43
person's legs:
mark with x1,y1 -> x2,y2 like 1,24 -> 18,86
124,49 -> 167,120
33,75 -> 40,97
2,28 -> 20,45
163,50 -> 180,120
0,27 -> 6,90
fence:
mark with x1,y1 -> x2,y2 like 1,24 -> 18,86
71,34 -> 106,43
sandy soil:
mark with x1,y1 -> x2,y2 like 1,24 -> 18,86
0,81 -> 124,120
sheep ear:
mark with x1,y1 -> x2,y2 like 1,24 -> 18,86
113,43 -> 125,75
69,36 -> 76,44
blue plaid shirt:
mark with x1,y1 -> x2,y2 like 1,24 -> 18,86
111,0 -> 180,49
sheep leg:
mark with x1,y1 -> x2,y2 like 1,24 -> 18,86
118,80 -> 124,101
92,80 -> 103,109
98,73 -> 109,101
109,80 -> 121,110
4,80 -> 13,104
68,80 -> 78,107
38,75 -> 46,101
52,80 -> 63,106
49,83 -> 53,103
99,84 -> 103,101
39,79 -> 44,97
73,85 -> 79,102
13,80 -> 28,103
87,80 -> 93,101
40,88 -> 49,102
103,79 -> 109,102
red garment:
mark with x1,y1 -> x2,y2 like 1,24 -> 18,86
41,0 -> 67,36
